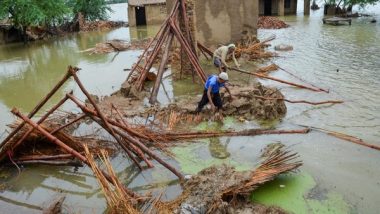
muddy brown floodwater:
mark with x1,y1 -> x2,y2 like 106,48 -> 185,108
0,2 -> 379,214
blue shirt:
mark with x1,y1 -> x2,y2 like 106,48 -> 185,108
205,75 -> 225,93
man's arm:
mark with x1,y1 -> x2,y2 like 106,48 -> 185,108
207,87 -> 216,110
221,47 -> 229,68
224,84 -> 232,98
232,51 -> 240,68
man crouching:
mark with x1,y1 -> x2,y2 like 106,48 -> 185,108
196,72 -> 232,113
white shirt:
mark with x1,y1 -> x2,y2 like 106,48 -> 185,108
213,46 -> 239,67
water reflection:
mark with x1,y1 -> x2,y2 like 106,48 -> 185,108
208,137 -> 231,159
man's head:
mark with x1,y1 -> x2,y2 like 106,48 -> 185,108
227,43 -> 236,51
218,72 -> 229,83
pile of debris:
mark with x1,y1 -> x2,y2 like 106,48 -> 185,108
81,39 -> 151,55
258,16 -> 289,29
155,143 -> 301,213
235,35 -> 277,60
75,13 -> 127,32
222,84 -> 287,120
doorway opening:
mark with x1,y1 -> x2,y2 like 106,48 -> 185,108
135,6 -> 146,26
264,0 -> 272,15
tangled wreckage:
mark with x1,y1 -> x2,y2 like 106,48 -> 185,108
1,0 -> 378,213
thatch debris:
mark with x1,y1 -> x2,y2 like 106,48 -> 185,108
155,144 -> 301,213
258,16 -> 289,29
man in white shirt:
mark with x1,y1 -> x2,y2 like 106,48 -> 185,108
213,43 -> 240,73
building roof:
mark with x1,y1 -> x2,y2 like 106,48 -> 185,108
128,0 -> 166,6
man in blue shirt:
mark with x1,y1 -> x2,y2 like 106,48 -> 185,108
196,72 -> 232,113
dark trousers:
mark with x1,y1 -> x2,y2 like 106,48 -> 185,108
196,90 -> 223,112
214,58 -> 227,72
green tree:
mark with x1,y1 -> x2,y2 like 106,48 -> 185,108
325,0 -> 379,9
0,0 -> 70,41
67,0 -> 112,21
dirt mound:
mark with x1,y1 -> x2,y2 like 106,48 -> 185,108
258,16 -> 289,29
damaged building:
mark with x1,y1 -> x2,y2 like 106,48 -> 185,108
128,0 -> 168,27
259,0 -> 310,15
128,0 -> 310,46
167,0 -> 259,47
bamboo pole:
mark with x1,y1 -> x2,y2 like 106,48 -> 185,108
11,108 -> 87,163
229,67 -> 323,92
112,126 -> 184,180
135,2 -> 180,90
170,20 -> 206,83
150,33 -> 174,104
16,154 -> 74,161
66,95 -> 183,179
0,66 -> 75,150
126,1 -> 180,82
197,42 -> 213,57
14,160 -> 83,167
304,125 -> 380,151
6,93 -> 71,155
50,114 -> 87,135
11,108 -> 138,198
159,128 -> 311,140
66,94 -> 143,170
252,95 -> 344,105
277,65 -> 329,93
111,105 -> 154,168
137,24 -> 171,90
180,0 -> 192,48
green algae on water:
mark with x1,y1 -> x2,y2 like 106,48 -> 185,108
251,173 -> 352,214
171,142 -> 251,175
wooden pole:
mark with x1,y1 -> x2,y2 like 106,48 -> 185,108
0,66 -> 75,150
112,126 -> 184,180
229,67 -> 323,92
66,94 -> 143,170
277,66 -> 329,93
11,108 -> 87,163
150,33 -> 174,104
11,108 -> 138,198
127,1 -> 180,82
5,93 -> 71,157
170,20 -> 206,83
66,95 -> 183,180
50,114 -> 87,135
252,95 -> 344,105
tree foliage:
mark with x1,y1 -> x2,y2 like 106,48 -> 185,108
325,0 -> 380,8
0,0 -> 70,28
67,0 -> 113,21
0,0 -> 112,30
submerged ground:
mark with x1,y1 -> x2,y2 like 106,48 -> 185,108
0,2 -> 379,214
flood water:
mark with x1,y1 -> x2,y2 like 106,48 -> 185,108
0,2 -> 379,214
